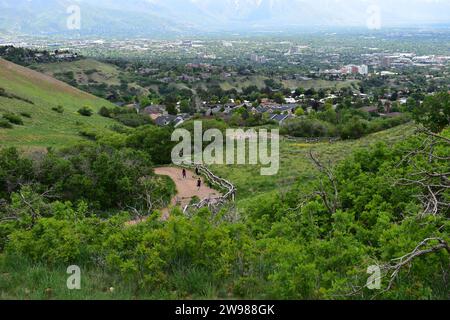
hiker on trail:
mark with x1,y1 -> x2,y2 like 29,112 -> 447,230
195,167 -> 199,176
182,168 -> 187,179
197,178 -> 201,190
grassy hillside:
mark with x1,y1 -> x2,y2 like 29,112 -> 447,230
0,58 -> 117,149
32,58 -> 149,98
217,75 -> 359,92
211,123 -> 416,204
30,59 -> 359,101
32,58 -> 122,87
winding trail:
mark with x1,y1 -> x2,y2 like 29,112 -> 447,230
127,167 -> 221,225
155,167 -> 220,211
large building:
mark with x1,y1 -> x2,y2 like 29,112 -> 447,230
340,64 -> 369,75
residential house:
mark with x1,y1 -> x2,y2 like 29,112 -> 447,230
142,105 -> 167,120
285,97 -> 297,104
155,115 -> 186,127
360,106 -> 379,114
206,105 -> 223,116
125,103 -> 140,113
252,104 -> 296,115
270,113 -> 294,125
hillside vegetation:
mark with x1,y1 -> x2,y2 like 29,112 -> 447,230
33,59 -> 122,87
0,58 -> 117,149
0,59 -> 448,300
219,76 -> 359,92
0,124 -> 447,300
31,58 -> 149,99
211,123 -> 416,202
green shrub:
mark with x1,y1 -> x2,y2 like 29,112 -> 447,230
6,218 -> 82,265
78,106 -> 94,117
2,113 -> 24,125
413,91 -> 450,133
29,144 -> 166,210
126,126 -> 175,164
79,129 -> 98,140
0,119 -> 13,129
281,118 -> 337,137
190,196 -> 200,205
0,148 -> 34,199
339,117 -> 369,140
114,113 -> 152,128
51,106 -> 64,114
99,107 -> 153,127
109,124 -> 132,134
20,112 -> 31,118
98,106 -> 111,118
84,69 -> 98,76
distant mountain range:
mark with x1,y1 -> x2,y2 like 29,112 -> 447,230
1,0 -> 450,37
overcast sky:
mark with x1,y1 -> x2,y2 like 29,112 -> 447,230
2,0 -> 450,36
126,0 -> 450,27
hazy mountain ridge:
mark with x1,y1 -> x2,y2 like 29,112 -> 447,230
1,0 -> 450,36
0,0 -> 191,36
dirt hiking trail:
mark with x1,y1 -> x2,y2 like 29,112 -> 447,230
127,167 -> 220,225
155,167 -> 220,208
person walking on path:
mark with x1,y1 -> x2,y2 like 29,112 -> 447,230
197,178 -> 202,191
182,168 -> 187,179
195,167 -> 199,176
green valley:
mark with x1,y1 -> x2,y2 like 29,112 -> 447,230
0,25 -> 448,303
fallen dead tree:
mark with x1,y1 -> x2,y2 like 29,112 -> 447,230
180,162 -> 236,214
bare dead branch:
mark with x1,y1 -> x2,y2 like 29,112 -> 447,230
309,150 -> 339,214
344,237 -> 450,298
383,238 -> 450,291
418,129 -> 450,144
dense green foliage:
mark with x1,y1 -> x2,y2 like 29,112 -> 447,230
51,106 -> 64,114
0,144 -> 175,214
0,46 -> 81,66
2,113 -> 24,126
281,103 -> 411,139
1,125 -> 448,299
0,88 -> 448,300
0,119 -> 12,129
413,92 -> 450,133
78,107 -> 94,117
281,118 -> 337,138
0,58 -> 120,148
125,126 -> 175,165
99,106 -> 153,128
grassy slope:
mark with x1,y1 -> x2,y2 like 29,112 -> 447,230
0,58 -> 414,299
281,79 -> 360,90
32,58 -> 149,96
32,59 -> 358,96
32,58 -> 122,86
211,123 -> 416,205
0,124 -> 415,300
217,75 -> 359,91
0,58 -> 117,149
